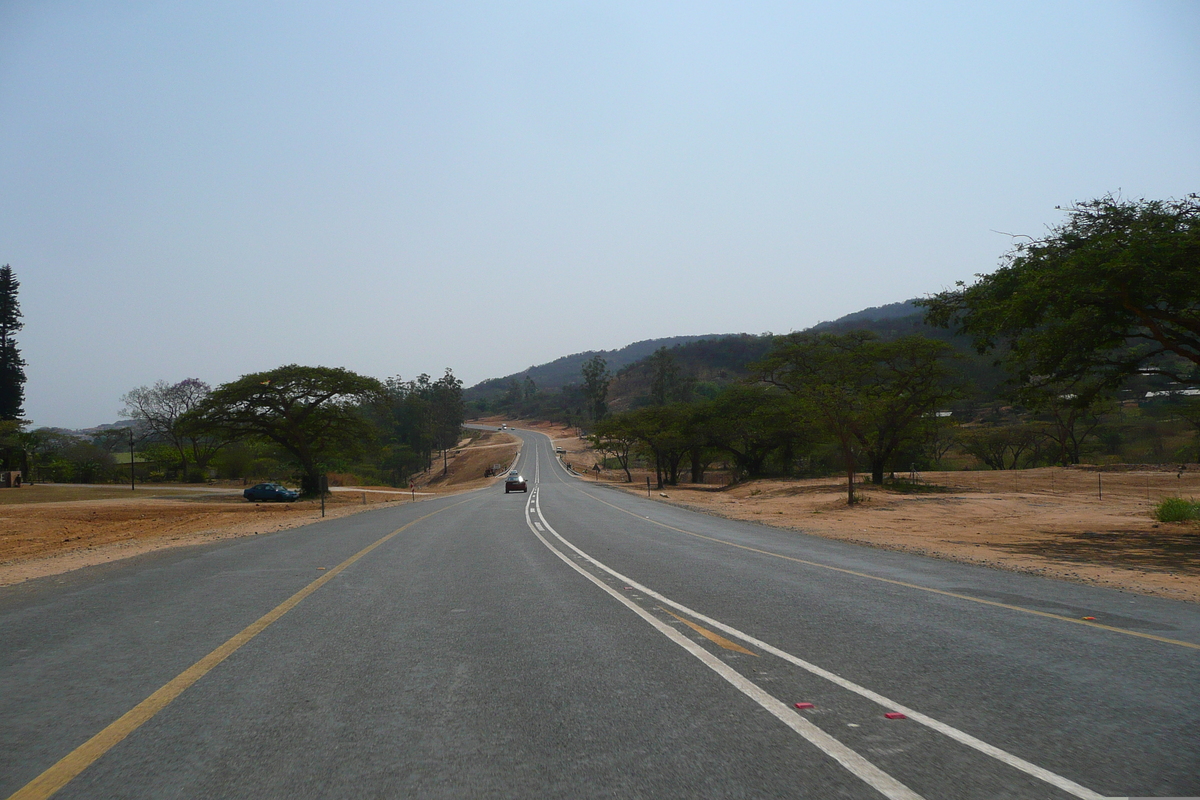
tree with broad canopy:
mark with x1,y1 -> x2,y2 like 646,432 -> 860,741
754,331 -> 961,503
590,415 -> 637,483
695,385 -> 812,480
921,194 -> 1200,391
190,365 -> 382,496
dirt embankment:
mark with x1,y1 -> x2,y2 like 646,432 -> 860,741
0,429 -> 521,587
406,428 -> 521,491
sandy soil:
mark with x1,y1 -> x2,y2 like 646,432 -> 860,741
5,417 -> 1197,604
481,418 -> 1200,603
611,467 -> 1200,604
0,430 -> 521,587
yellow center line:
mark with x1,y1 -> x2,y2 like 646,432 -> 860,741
660,607 -> 758,655
8,497 -> 478,800
573,486 -> 1200,651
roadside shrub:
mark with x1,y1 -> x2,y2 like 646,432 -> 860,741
1154,497 -> 1200,523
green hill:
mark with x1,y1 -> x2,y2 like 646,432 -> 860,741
464,334 -> 730,402
466,299 -> 1014,415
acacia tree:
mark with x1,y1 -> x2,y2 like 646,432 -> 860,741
755,331 -> 961,502
922,195 -> 1200,390
921,413 -> 958,468
1016,378 -> 1114,466
590,415 -> 637,482
624,405 -> 689,488
122,378 -> 220,479
192,365 -> 382,495
700,385 -> 810,480
0,265 -> 26,420
679,405 -> 719,484
959,425 -> 1044,470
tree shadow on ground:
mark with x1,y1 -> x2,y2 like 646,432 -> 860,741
992,528 -> 1200,575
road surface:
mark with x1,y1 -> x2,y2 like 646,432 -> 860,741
2,427 -> 1197,798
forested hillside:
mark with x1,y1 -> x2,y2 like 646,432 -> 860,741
464,334 -> 726,403
469,199 -> 1200,490
468,300 -> 1011,416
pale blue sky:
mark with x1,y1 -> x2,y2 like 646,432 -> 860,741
2,1 -> 1197,428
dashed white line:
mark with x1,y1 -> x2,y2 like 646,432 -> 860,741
523,452 -> 924,800
522,437 -> 1107,800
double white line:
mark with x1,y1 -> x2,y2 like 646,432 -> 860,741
523,451 -> 1108,800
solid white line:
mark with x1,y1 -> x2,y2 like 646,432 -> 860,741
524,451 -> 924,800
523,436 -> 1106,800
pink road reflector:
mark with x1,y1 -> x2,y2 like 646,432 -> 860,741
884,713 -> 907,720
624,586 -> 634,590
794,702 -> 815,709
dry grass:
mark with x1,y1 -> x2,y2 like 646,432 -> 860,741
13,421 -> 1197,604
409,429 -> 521,490
611,467 -> 1200,603
0,485 -> 216,505
0,431 -> 522,586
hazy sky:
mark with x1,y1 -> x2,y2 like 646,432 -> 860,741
2,1 -> 1197,428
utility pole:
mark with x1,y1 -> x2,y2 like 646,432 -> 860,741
129,428 -> 136,491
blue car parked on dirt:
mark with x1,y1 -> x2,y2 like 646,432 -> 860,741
243,482 -> 299,502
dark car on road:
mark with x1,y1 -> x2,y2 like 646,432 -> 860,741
504,472 -> 528,493
243,482 -> 300,502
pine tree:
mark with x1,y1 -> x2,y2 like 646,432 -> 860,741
0,265 -> 26,420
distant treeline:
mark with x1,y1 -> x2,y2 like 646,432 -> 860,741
6,366 -> 467,494
474,195 -> 1200,497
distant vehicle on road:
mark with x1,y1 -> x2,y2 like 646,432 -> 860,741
555,447 -> 566,454
243,483 -> 299,502
505,472 -> 528,493
500,424 -> 508,430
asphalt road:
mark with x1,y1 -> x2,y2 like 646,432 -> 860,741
2,427 -> 1197,799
